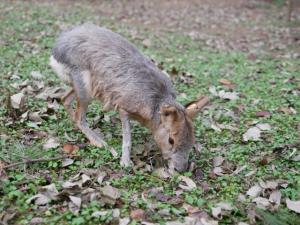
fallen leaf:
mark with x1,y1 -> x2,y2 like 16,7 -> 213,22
29,217 -> 44,225
193,168 -> 204,181
292,155 -> 300,161
269,190 -> 281,207
259,180 -> 278,190
219,79 -> 232,86
252,197 -> 270,209
26,194 -> 50,205
243,127 -> 261,141
278,107 -> 297,115
101,185 -> 121,200
178,176 -> 197,190
91,210 -> 109,217
61,158 -> 74,167
63,143 -> 79,154
81,174 -> 91,185
43,137 -> 60,150
31,71 -> 43,79
286,198 -> 300,214
216,202 -> 233,211
256,123 -> 271,131
213,156 -> 224,167
211,206 -> 222,218
97,171 -> 107,184
246,185 -> 262,197
68,196 -> 81,214
28,111 -> 42,122
218,90 -> 239,100
40,183 -> 58,200
183,203 -> 202,215
154,167 -> 171,179
119,217 -> 130,225
141,222 -> 158,225
255,111 -> 271,117
213,167 -> 224,176
130,209 -> 145,220
142,39 -> 151,48
10,92 -> 25,109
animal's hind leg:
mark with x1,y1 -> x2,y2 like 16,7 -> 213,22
70,68 -> 118,157
61,88 -> 76,121
70,69 -> 106,148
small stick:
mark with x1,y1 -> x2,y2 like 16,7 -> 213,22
2,155 -> 80,170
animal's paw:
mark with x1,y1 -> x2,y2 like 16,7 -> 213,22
120,156 -> 133,168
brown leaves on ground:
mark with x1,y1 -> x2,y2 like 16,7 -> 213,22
26,170 -> 122,216
245,179 -> 290,211
130,209 -> 146,220
286,199 -> 300,214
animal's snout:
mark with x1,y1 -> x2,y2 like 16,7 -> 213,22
169,151 -> 190,172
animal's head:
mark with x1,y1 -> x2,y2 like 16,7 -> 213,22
153,101 -> 203,172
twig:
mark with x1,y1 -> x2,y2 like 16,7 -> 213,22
2,155 -> 80,170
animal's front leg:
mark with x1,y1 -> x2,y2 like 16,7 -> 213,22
119,109 -> 133,167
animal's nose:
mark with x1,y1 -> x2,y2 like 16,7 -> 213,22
174,161 -> 189,172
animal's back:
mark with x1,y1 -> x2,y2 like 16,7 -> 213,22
50,23 -> 176,116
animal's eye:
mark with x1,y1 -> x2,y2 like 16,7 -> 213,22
164,112 -> 170,117
168,137 -> 174,145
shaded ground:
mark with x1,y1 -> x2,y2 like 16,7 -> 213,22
41,0 -> 300,56
0,0 -> 300,224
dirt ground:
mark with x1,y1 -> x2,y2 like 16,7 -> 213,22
40,0 -> 300,57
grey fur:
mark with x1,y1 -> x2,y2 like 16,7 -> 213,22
51,23 -> 194,171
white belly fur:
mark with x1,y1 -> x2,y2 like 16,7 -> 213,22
49,55 -> 71,83
49,56 -> 92,95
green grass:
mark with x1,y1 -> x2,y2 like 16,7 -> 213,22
0,1 -> 299,224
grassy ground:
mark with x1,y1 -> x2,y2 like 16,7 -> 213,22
0,1 -> 300,224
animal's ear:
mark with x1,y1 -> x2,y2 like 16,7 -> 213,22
185,96 -> 209,120
160,104 -> 180,130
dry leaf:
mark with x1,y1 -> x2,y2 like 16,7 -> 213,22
218,90 -> 239,100
255,111 -> 271,117
31,71 -> 43,79
43,137 -> 60,150
256,123 -> 271,131
97,171 -> 107,184
101,185 -> 121,200
211,206 -> 222,218
61,158 -> 74,167
219,79 -> 232,86
178,176 -> 197,190
10,92 -> 25,109
213,156 -> 224,167
259,180 -> 278,190
252,197 -> 270,209
130,209 -> 145,220
142,39 -> 151,48
286,198 -> 300,214
216,202 -> 233,211
119,217 -> 130,225
26,194 -> 50,205
246,185 -> 262,197
40,183 -> 59,200
154,167 -> 171,179
69,196 -> 81,214
243,127 -> 261,141
269,190 -> 281,207
29,217 -> 44,225
213,167 -> 224,176
212,202 -> 233,218
91,210 -> 109,217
